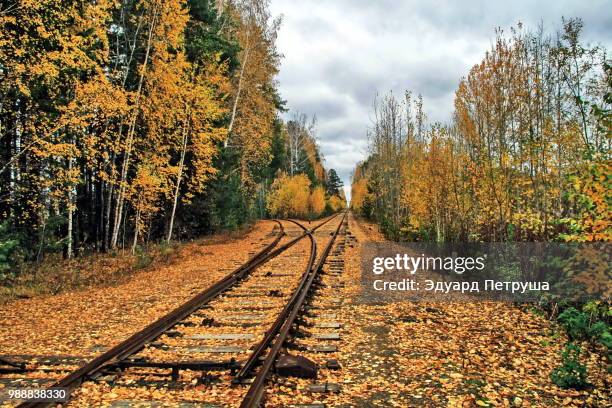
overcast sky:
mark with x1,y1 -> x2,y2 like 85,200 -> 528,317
269,0 -> 612,201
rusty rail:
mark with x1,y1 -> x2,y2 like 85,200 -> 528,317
239,211 -> 347,408
16,214 -> 342,408
234,218 -> 319,380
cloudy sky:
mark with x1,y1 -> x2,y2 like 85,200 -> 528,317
268,0 -> 612,200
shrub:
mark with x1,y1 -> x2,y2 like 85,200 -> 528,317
558,307 -> 590,340
134,246 -> 152,270
582,300 -> 610,322
599,330 -> 612,349
557,306 -> 612,348
551,343 -> 588,389
159,242 -> 175,261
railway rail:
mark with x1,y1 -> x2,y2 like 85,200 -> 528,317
2,212 -> 348,407
240,212 -> 347,408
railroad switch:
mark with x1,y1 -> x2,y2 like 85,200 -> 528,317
275,354 -> 317,379
289,327 -> 310,338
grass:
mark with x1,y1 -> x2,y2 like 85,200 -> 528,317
0,243 -> 178,303
0,223 -> 256,304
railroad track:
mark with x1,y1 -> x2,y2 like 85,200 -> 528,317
1,212 -> 349,407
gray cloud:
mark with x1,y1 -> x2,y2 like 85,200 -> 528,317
270,0 -> 612,200
297,98 -> 347,121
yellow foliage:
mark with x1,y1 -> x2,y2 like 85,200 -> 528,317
357,25 -> 608,242
561,159 -> 612,242
350,178 -> 368,212
568,246 -> 611,298
308,186 -> 326,217
127,159 -> 168,236
228,2 -> 281,191
327,195 -> 345,212
267,174 -> 311,218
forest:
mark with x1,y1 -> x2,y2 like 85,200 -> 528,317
352,19 -> 609,244
0,2 -> 609,402
0,0 -> 346,276
351,18 -> 610,390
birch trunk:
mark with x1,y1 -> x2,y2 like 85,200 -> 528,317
111,8 -> 158,249
225,26 -> 251,146
67,196 -> 73,258
132,208 -> 140,253
167,109 -> 190,243
66,138 -> 74,259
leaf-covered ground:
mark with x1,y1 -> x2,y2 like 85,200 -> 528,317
1,216 -> 609,407
0,220 -> 281,358
0,218 -> 339,407
263,215 -> 609,407
271,215 -> 608,407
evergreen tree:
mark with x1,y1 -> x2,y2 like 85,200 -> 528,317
326,169 -> 343,196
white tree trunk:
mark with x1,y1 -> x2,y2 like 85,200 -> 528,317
67,206 -> 73,259
132,208 -> 140,254
167,112 -> 190,243
226,27 -> 251,146
66,139 -> 74,259
111,8 -> 158,249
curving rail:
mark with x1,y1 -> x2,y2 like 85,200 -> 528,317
239,211 -> 348,408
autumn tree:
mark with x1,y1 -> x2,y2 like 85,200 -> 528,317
353,19 -> 609,243
286,113 -> 323,180
267,173 -> 311,218
0,0 -> 286,268
350,178 -> 368,214
327,195 -> 346,213
308,186 -> 326,218
225,0 -> 281,191
0,0 -> 116,258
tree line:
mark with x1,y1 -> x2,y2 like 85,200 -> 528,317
266,113 -> 346,219
352,19 -> 610,243
0,0 -> 343,275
